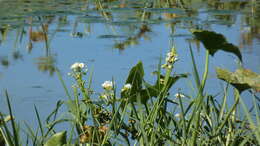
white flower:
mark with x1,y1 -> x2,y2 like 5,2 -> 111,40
161,64 -> 167,69
166,52 -> 178,63
167,52 -> 173,58
159,79 -> 164,84
70,62 -> 85,72
121,83 -> 132,92
72,84 -> 78,88
124,83 -> 132,90
78,63 -> 84,68
174,113 -> 181,118
161,64 -> 173,69
175,93 -> 185,98
102,81 -> 113,90
162,49 -> 178,70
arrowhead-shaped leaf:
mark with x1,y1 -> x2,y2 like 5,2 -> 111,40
122,61 -> 144,97
216,68 -> 260,93
44,131 -> 67,146
121,61 -> 145,105
192,30 -> 242,62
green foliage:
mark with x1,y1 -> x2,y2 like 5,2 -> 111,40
1,27 -> 260,145
216,68 -> 260,93
144,73 -> 188,98
122,61 -> 145,103
44,131 -> 67,146
1,55 -> 259,145
0,132 -> 4,146
192,30 -> 243,62
1,43 -> 260,145
0,0 -> 259,145
121,61 -> 187,104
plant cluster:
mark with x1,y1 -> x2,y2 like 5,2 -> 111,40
0,30 -> 260,146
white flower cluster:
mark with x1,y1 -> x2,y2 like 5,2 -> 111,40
121,83 -> 132,92
166,52 -> 178,63
102,81 -> 113,90
70,62 -> 85,72
162,50 -> 178,69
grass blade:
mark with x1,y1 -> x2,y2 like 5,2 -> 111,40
5,90 -> 19,146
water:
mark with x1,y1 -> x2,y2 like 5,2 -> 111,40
0,0 -> 259,126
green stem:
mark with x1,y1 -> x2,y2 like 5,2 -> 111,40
191,50 -> 209,146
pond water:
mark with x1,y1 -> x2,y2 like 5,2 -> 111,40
0,0 -> 259,126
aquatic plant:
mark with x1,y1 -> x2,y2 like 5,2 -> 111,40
0,0 -> 260,143
1,33 -> 259,145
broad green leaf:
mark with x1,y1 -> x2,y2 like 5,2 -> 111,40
121,61 -> 188,104
192,30 -> 242,62
121,61 -> 145,104
216,68 -> 260,93
44,131 -> 67,146
125,61 -> 144,95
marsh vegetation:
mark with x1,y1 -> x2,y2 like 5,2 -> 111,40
0,0 -> 260,145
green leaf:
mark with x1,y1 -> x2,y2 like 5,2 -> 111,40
121,61 -> 188,104
0,132 -> 5,146
138,73 -> 188,103
66,100 -> 87,115
122,61 -> 144,97
192,30 -> 242,62
44,131 -> 67,146
121,61 -> 145,105
216,68 -> 260,93
125,61 -> 144,91
145,73 -> 188,97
